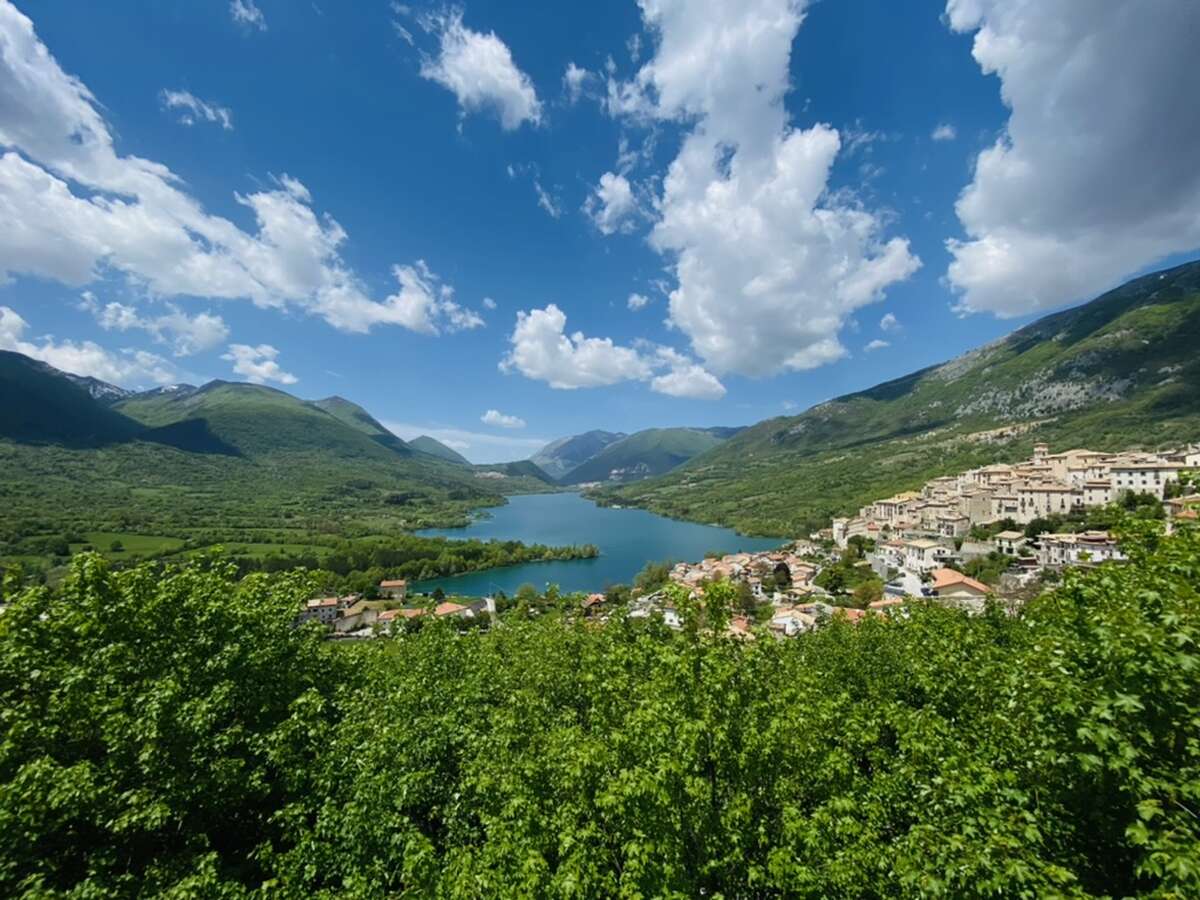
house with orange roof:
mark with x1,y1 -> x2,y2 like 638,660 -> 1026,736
930,568 -> 990,611
378,579 -> 407,601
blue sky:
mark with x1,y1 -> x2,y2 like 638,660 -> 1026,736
1,0 -> 1198,461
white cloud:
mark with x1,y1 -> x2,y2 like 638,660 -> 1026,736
532,179 -> 562,218
334,260 -> 485,336
230,0 -> 266,31
482,296 -> 497,310
0,4 -> 478,339
931,123 -> 956,142
501,303 -> 724,399
879,312 -> 899,331
650,347 -> 726,400
584,171 -> 637,235
563,62 -> 591,104
160,90 -> 233,130
608,0 -> 919,377
82,296 -> 230,356
481,408 -> 526,429
383,420 -> 550,464
222,343 -> 297,385
419,9 -> 541,130
945,0 -> 1200,316
864,339 -> 889,351
501,304 -> 652,389
627,292 -> 649,311
0,304 -> 176,386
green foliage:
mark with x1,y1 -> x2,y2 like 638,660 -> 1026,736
0,553 -> 347,894
1,526 -> 1198,896
633,559 -> 673,594
954,551 -> 1014,585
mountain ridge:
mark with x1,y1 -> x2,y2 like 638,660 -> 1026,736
560,426 -> 741,486
598,259 -> 1200,535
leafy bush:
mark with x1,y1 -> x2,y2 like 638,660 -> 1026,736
0,525 -> 1197,896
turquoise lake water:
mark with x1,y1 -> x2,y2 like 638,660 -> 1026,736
413,492 -> 782,596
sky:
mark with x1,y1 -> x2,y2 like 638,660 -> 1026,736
1,0 -> 1198,462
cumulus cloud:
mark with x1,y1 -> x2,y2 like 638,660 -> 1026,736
606,0 -> 919,377
945,0 -> 1200,316
418,9 -> 541,130
501,303 -> 724,399
481,408 -> 526,429
501,304 -> 652,389
583,171 -> 638,235
931,123 -> 956,141
366,261 -> 485,335
482,296 -> 497,310
160,90 -> 233,129
879,312 -> 899,331
650,347 -> 726,400
0,4 -> 478,339
627,292 -> 649,311
230,0 -> 266,31
222,343 -> 297,385
864,338 -> 889,352
82,297 -> 230,356
0,304 -> 176,386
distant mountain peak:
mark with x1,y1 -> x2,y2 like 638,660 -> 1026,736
409,435 -> 471,466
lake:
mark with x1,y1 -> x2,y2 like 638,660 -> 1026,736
414,492 -> 783,596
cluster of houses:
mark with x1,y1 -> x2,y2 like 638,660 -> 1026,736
629,442 -> 1199,639
822,442 -> 1200,593
295,578 -> 492,639
832,442 -> 1199,547
633,542 -> 1006,640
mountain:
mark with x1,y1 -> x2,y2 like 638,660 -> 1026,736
601,259 -> 1200,536
561,427 -> 739,485
475,460 -> 557,483
530,430 -> 627,480
60,373 -> 133,404
308,396 -> 411,455
0,356 -> 510,544
0,351 -> 142,445
409,435 -> 471,466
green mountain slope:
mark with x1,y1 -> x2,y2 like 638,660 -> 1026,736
600,259 -> 1200,535
308,396 -> 411,455
0,351 -> 142,446
530,430 -> 627,480
115,381 -> 414,462
409,435 -> 471,466
0,360 -> 508,550
562,427 -> 738,485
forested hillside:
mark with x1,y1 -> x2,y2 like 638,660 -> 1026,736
601,260 -> 1200,535
0,521 -> 1195,896
0,358 -> 520,576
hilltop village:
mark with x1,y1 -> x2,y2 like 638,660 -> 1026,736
298,442 -> 1199,642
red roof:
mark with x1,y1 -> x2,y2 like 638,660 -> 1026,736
834,608 -> 867,623
435,601 -> 467,616
931,567 -> 989,595
379,580 -> 407,588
